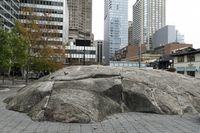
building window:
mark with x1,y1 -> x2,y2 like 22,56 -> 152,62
177,71 -> 184,75
187,71 -> 195,77
187,55 -> 195,62
177,56 -> 184,63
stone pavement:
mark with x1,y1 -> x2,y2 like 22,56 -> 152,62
0,86 -> 200,133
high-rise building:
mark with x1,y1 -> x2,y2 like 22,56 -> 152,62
152,25 -> 185,49
104,0 -> 128,61
94,40 -> 104,64
176,31 -> 185,43
65,44 -> 96,65
132,0 -> 166,50
0,0 -> 20,30
128,21 -> 133,45
67,0 -> 92,43
20,0 -> 69,45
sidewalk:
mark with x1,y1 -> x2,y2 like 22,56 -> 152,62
0,78 -> 27,89
0,86 -> 200,133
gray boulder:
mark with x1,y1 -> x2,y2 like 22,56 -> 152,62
4,66 -> 200,123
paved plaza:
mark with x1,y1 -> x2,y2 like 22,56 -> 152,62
0,86 -> 200,133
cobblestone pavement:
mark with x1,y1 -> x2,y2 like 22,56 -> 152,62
0,87 -> 200,133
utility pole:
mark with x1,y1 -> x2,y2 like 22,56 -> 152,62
139,43 -> 141,68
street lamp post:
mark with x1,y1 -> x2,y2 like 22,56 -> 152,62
82,35 -> 86,65
83,43 -> 86,65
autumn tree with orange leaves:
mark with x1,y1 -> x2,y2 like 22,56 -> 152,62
16,7 -> 65,77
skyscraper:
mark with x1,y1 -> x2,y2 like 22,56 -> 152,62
132,0 -> 166,50
104,0 -> 128,61
20,0 -> 69,45
0,0 -> 20,30
128,21 -> 133,45
67,0 -> 92,43
94,40 -> 104,64
152,25 -> 185,49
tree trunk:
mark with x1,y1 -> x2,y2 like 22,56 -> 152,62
2,72 -> 5,84
21,67 -> 25,80
12,70 -> 14,85
25,70 -> 28,84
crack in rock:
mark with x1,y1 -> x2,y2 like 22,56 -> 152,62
4,66 -> 200,123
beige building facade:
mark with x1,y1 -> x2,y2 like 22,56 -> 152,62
173,48 -> 200,79
67,0 -> 92,43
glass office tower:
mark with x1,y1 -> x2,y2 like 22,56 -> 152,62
104,0 -> 128,62
133,0 -> 166,50
20,0 -> 69,45
0,0 -> 20,30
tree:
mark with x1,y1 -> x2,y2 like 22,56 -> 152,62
14,7 -> 42,82
10,28 -> 28,78
15,7 -> 42,48
0,26 -> 29,84
0,29 -> 12,75
33,12 -> 65,72
32,46 -> 65,72
0,18 -> 3,29
15,7 -> 65,79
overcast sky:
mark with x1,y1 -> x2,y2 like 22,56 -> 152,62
92,0 -> 200,48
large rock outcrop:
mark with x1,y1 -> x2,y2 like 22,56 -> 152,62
4,66 -> 200,123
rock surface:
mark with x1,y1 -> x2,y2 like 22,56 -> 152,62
4,66 -> 200,123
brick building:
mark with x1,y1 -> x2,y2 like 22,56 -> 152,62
115,44 -> 146,61
154,43 -> 193,56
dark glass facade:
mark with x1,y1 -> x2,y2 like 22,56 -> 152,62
20,0 -> 69,44
0,0 -> 20,30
